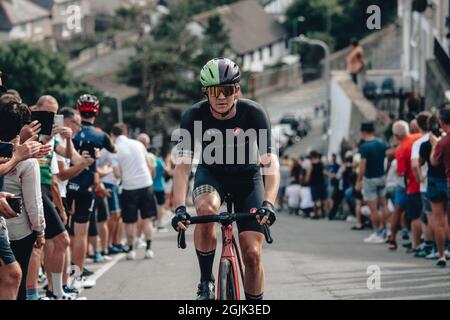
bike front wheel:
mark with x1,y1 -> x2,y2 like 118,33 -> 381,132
218,259 -> 238,300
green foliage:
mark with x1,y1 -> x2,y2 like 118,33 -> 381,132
0,41 -> 96,107
286,0 -> 398,51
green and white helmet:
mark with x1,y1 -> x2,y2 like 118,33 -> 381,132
200,58 -> 241,87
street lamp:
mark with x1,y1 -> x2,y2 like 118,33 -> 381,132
292,16 -> 305,38
291,34 -> 331,155
105,93 -> 123,123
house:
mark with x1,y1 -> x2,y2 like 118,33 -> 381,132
189,0 -> 289,72
30,0 -> 94,40
0,0 -> 52,43
260,0 -> 293,22
398,0 -> 450,107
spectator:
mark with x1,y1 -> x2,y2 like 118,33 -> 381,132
388,120 -> 422,251
346,38 -> 365,85
430,105 -> 450,267
0,194 -> 22,300
0,95 -> 46,300
98,148 -> 123,254
149,146 -> 169,232
111,123 -> 157,260
54,107 -> 95,293
278,155 -> 291,212
411,112 -> 433,258
325,153 -> 341,220
355,122 -> 389,243
284,177 -> 302,215
306,151 -> 327,219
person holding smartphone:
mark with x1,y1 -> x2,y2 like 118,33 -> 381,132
0,95 -> 46,300
26,95 -> 76,300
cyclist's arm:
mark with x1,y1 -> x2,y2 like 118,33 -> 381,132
261,153 -> 280,204
173,162 -> 192,207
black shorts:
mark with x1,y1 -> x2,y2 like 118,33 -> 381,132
66,188 -> 96,224
406,192 -> 422,221
154,191 -> 166,206
96,195 -> 109,223
121,186 -> 157,224
63,197 -> 74,236
88,209 -> 98,237
41,184 -> 65,240
193,165 -> 264,234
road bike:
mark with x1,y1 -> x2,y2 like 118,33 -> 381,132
177,193 -> 273,300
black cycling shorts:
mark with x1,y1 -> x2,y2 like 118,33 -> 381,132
88,209 -> 98,237
41,184 -> 66,240
66,189 -> 96,224
193,165 -> 264,234
63,197 -> 74,236
121,186 -> 157,224
96,195 -> 109,223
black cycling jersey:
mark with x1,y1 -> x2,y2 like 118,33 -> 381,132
177,99 -> 274,174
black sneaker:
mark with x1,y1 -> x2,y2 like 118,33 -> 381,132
196,280 -> 215,300
82,268 -> 94,277
436,259 -> 446,268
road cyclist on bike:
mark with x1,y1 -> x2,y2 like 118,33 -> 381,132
171,58 -> 280,300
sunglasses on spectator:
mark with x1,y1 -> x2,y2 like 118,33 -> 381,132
203,85 -> 236,98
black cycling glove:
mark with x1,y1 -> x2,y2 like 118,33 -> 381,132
256,200 -> 276,226
171,206 -> 192,231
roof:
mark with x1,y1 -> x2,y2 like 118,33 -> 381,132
0,0 -> 50,31
29,0 -> 54,10
193,0 -> 287,55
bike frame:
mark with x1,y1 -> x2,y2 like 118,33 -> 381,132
217,223 -> 245,300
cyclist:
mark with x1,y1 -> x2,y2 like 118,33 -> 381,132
67,94 -> 116,290
171,58 -> 280,300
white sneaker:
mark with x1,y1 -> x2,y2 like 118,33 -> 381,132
364,233 -> 383,243
136,239 -> 146,249
426,250 -> 439,260
346,216 -> 356,222
445,249 -> 450,259
145,250 -> 155,259
127,250 -> 136,260
71,276 -> 96,290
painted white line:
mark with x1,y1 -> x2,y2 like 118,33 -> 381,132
78,253 -> 125,296
89,253 -> 126,283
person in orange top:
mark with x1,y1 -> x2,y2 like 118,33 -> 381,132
388,120 -> 422,250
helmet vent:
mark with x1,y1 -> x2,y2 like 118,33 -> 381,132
208,68 -> 214,79
224,65 -> 230,78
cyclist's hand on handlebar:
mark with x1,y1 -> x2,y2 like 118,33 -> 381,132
256,200 -> 276,226
171,206 -> 191,231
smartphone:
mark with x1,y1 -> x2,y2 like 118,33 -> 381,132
0,142 -> 13,158
80,141 -> 96,159
31,111 -> 55,135
6,196 -> 22,215
54,114 -> 64,128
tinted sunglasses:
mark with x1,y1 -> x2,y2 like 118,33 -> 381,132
203,85 -> 236,98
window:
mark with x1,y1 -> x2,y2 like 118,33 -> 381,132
34,21 -> 43,34
268,44 -> 273,58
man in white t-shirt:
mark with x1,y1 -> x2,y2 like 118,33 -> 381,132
110,123 -> 157,260
284,178 -> 302,215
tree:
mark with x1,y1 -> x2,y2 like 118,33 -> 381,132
286,0 -> 398,51
0,41 -> 91,106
